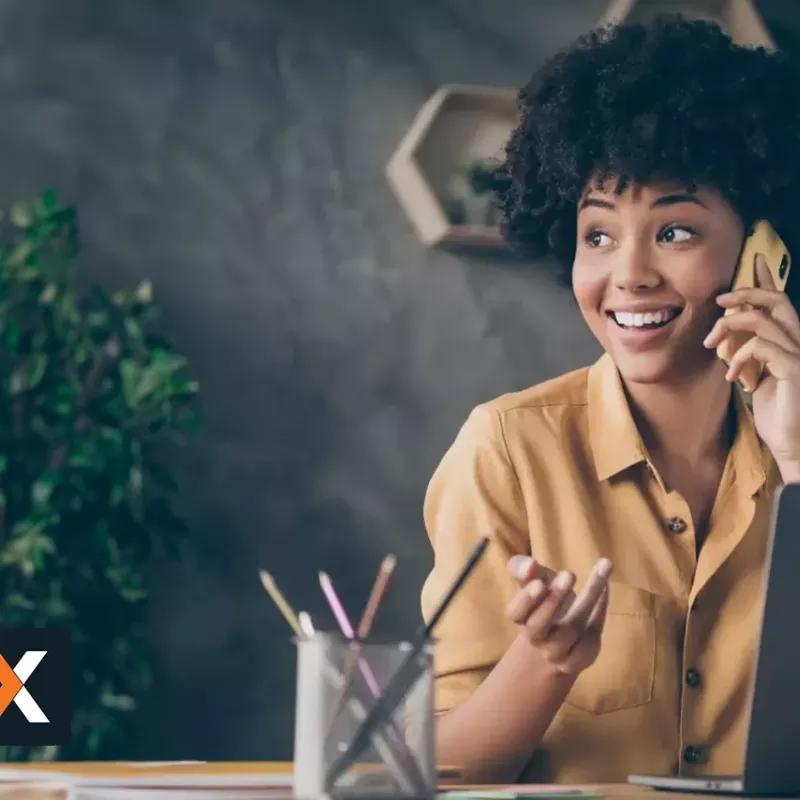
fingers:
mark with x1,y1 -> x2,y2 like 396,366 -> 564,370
559,558 -> 613,628
557,587 -> 610,675
507,555 -> 533,583
525,570 -> 576,643
505,570 -> 575,625
504,556 -> 612,650
724,335 -> 800,383
716,288 -> 787,312
704,309 -> 800,354
755,254 -> 778,291
507,555 -> 557,586
716,258 -> 800,339
585,583 -> 609,630
505,578 -> 548,624
507,554 -> 538,586
538,560 -> 612,661
504,557 -> 614,675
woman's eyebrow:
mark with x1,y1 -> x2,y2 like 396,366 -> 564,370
578,192 -> 708,212
578,196 -> 615,211
651,193 -> 708,209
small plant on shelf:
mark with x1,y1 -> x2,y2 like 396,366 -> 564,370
0,191 -> 200,762
444,160 -> 502,228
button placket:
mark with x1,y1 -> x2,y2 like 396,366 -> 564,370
683,744 -> 706,765
662,491 -> 697,578
664,507 -> 697,573
685,667 -> 701,689
666,516 -> 688,534
679,608 -> 712,776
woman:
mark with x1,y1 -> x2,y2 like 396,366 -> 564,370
421,15 -> 800,785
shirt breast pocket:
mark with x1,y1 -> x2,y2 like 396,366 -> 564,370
564,582 -> 657,715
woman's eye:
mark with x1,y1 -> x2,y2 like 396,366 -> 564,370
659,225 -> 695,244
585,230 -> 611,248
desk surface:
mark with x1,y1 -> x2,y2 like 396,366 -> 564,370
0,764 -> 794,800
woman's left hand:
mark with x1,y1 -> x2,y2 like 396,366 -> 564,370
704,255 -> 800,484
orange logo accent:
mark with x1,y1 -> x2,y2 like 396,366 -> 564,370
0,655 -> 23,716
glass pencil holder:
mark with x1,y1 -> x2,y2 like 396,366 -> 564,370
293,632 -> 435,800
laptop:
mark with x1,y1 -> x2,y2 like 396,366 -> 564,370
629,481 -> 800,796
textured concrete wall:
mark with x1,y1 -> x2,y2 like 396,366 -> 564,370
0,0 -> 795,760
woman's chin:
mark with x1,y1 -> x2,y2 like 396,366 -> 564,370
610,347 -> 720,386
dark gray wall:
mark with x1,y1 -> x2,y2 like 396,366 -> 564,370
0,0 -> 797,761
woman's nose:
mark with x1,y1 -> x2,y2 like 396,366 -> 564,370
612,242 -> 662,290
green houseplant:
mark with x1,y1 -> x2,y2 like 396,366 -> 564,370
0,191 -> 199,761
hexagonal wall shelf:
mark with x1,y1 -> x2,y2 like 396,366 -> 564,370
386,84 -> 518,252
597,0 -> 776,49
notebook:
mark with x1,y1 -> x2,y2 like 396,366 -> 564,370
0,762 -> 294,800
439,785 -> 603,799
0,761 -> 466,799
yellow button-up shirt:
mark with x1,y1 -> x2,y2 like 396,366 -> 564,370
421,353 -> 779,783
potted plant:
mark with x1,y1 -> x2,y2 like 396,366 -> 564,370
0,191 -> 199,761
442,161 -> 501,227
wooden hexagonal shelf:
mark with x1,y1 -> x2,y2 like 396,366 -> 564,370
598,0 -> 776,50
386,84 -> 518,252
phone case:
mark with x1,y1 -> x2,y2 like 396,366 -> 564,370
716,220 -> 791,392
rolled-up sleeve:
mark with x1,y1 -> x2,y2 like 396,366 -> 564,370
420,404 -> 530,715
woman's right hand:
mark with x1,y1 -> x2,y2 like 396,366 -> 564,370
504,555 -> 613,677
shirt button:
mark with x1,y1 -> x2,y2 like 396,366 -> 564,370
666,516 -> 688,534
683,745 -> 706,765
685,668 -> 701,689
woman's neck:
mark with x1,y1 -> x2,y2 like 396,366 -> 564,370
623,359 -> 736,469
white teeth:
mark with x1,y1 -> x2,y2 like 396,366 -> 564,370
612,309 -> 678,328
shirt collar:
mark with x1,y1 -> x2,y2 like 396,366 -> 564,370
587,353 -> 768,493
588,353 -> 647,481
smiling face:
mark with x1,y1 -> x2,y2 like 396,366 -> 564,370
572,178 -> 746,385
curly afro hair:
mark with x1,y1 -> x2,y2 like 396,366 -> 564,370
490,15 -> 800,305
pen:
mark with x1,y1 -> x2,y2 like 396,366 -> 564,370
324,536 -> 490,790
357,554 -> 396,638
259,568 -> 421,796
259,571 -> 302,636
318,571 -> 383,697
327,555 -> 396,735
318,569 -> 428,796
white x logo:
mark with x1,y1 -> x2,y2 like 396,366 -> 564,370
0,651 -> 49,723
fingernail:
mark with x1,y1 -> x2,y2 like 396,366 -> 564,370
508,555 -> 532,579
553,571 -> 572,590
703,333 -> 713,347
528,579 -> 545,599
595,558 -> 613,579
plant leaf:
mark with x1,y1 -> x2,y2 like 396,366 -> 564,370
9,201 -> 32,228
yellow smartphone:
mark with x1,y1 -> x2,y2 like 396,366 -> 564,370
716,219 -> 791,392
